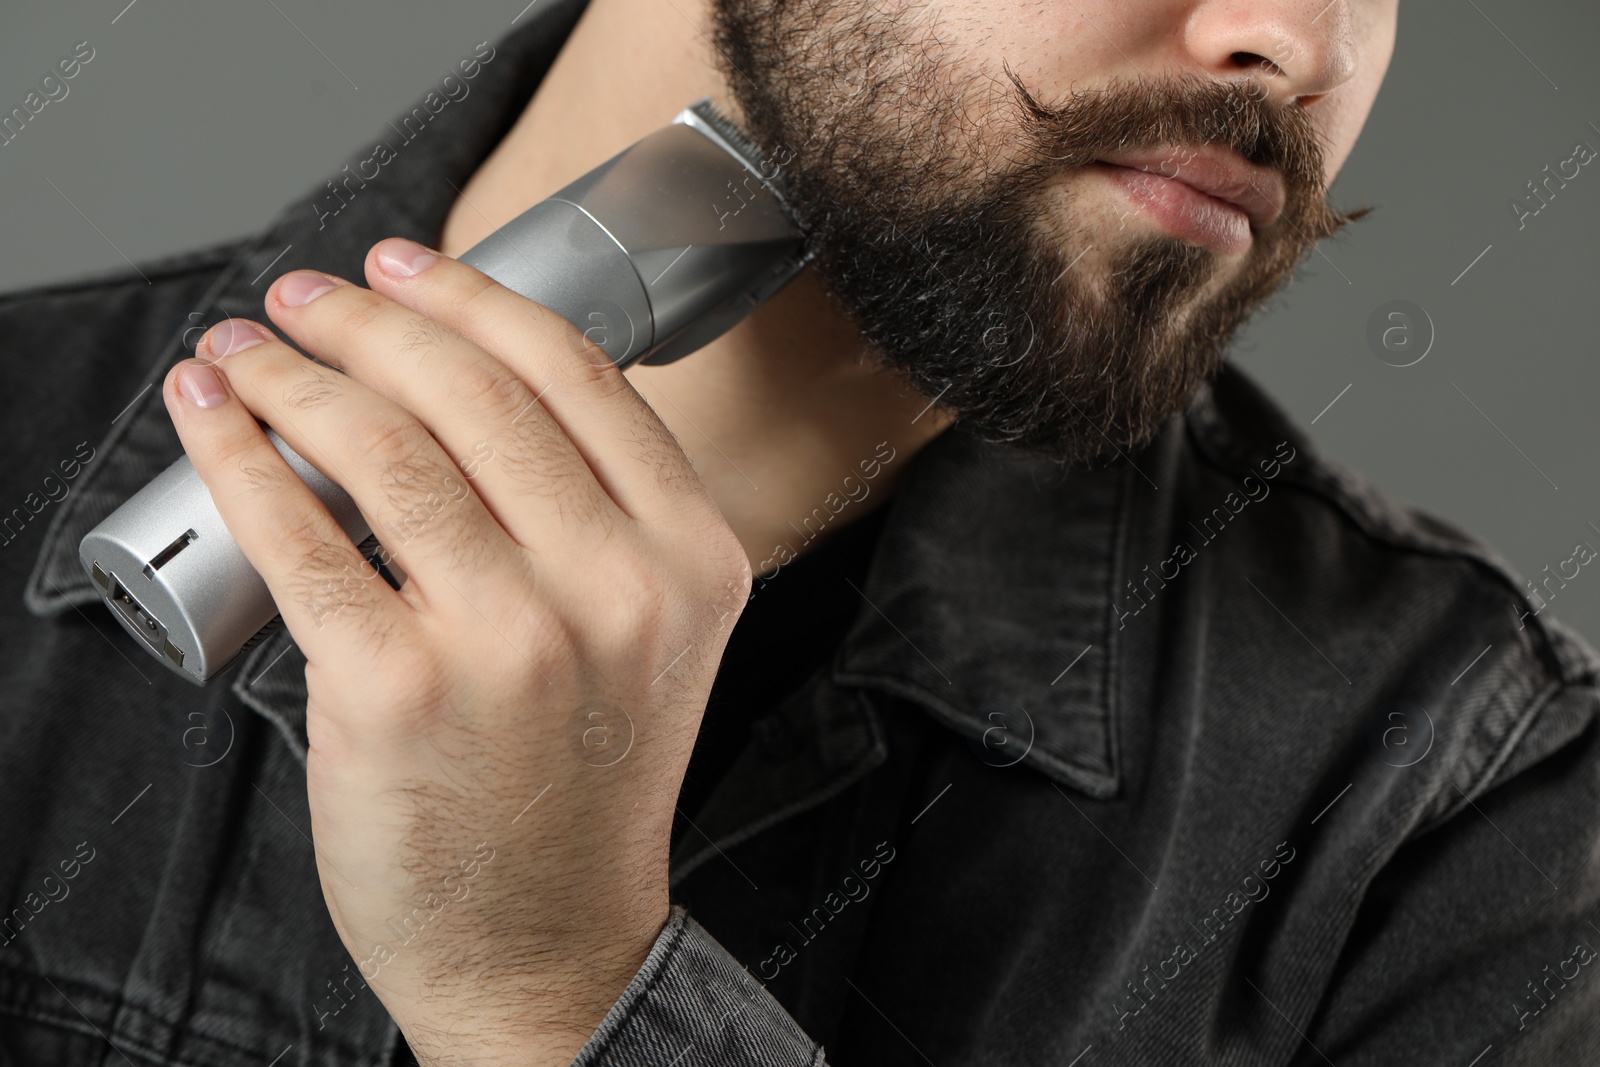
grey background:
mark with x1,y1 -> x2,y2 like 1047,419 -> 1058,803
2,1 -> 1598,636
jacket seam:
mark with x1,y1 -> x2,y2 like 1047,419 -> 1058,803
1415,676 -> 1596,837
581,907 -> 690,1061
1184,411 -> 1591,691
1184,396 -> 1599,841
0,967 -> 368,1067
1098,448 -> 1138,801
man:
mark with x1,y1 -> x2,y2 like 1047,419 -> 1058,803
2,0 -> 1596,1064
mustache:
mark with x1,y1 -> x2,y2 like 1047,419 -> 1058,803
998,66 -> 1370,238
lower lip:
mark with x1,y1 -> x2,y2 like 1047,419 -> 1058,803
1092,163 -> 1254,255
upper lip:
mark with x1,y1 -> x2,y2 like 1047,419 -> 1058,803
1095,144 -> 1286,229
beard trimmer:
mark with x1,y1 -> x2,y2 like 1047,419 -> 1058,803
79,98 -> 808,685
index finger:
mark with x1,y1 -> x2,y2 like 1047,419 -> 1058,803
161,353 -> 405,661
362,239 -> 719,531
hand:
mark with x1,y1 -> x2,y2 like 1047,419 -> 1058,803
162,238 -> 753,1066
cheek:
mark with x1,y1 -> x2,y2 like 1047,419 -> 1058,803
943,0 -> 1143,101
1316,8 -> 1398,182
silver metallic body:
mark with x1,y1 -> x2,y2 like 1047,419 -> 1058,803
79,100 -> 808,685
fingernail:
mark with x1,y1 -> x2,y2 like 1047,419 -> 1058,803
278,271 -> 344,307
374,237 -> 440,278
203,319 -> 268,359
176,361 -> 229,408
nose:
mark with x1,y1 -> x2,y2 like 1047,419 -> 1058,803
1183,0 -> 1358,106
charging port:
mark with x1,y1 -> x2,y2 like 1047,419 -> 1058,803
96,562 -> 186,669
144,528 -> 197,579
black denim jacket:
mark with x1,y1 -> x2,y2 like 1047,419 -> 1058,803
4,2 -> 1600,1064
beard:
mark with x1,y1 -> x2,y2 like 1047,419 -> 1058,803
708,0 -> 1369,465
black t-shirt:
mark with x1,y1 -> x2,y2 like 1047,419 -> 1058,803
673,501 -> 892,829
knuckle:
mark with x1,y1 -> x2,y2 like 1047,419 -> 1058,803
494,415 -> 594,503
449,360 -> 532,421
280,364 -> 344,411
494,592 -> 574,675
643,422 -> 707,502
439,521 -> 495,576
332,294 -> 385,338
523,295 -> 584,342
624,422 -> 704,504
620,550 -> 672,614
303,557 -> 388,632
595,552 -> 672,645
720,537 -> 755,602
681,519 -> 752,591
349,413 -> 427,471
324,638 -> 447,732
269,511 -> 349,577
679,529 -> 753,646
210,424 -> 273,478
703,527 -> 753,601
397,315 -> 459,358
379,459 -> 469,547
234,456 -> 295,499
445,272 -> 505,327
557,340 -> 633,400
211,432 -> 302,502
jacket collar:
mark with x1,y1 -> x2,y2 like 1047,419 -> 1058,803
832,424 -> 1140,798
21,0 -> 1151,802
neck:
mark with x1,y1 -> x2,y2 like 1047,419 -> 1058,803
435,0 -> 954,573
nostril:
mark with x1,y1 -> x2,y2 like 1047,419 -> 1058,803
1232,51 -> 1284,77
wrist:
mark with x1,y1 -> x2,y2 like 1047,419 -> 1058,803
395,900 -> 672,1067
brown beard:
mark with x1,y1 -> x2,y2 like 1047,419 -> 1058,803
708,0 -> 1369,465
